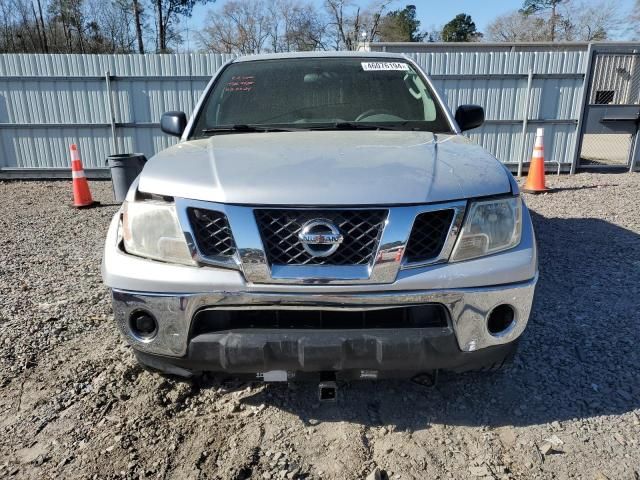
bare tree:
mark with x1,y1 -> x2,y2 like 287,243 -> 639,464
16,0 -> 45,51
631,0 -> 640,39
153,0 -> 213,52
324,0 -> 392,50
198,0 -> 325,54
90,0 -> 139,52
0,0 -> 145,53
558,0 -> 620,41
521,0 -> 565,41
487,0 -> 619,42
35,0 -> 49,52
132,0 -> 145,52
486,10 -> 549,41
198,0 -> 271,53
0,0 -> 29,51
272,0 -> 326,51
0,1 -> 15,51
47,0 -> 89,52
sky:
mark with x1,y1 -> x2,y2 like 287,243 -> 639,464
183,0 -> 636,50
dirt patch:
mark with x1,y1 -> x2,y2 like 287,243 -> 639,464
0,173 -> 639,479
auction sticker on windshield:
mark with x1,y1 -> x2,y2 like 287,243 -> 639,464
361,62 -> 410,71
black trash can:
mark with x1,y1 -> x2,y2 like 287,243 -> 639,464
107,153 -> 147,202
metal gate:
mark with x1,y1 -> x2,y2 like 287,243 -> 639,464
576,45 -> 640,171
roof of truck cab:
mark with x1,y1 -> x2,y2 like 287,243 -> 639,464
232,51 -> 409,62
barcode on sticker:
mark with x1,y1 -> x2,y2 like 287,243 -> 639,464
361,62 -> 409,71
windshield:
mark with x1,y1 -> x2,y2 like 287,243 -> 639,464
190,57 -> 452,137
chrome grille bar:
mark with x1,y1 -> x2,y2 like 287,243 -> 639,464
175,198 -> 466,285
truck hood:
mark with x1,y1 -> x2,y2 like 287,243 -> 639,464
138,131 -> 511,205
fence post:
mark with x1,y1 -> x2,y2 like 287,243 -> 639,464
630,49 -> 640,173
571,43 -> 595,175
518,69 -> 533,177
105,70 -> 118,154
0,125 -> 4,168
630,127 -> 640,173
188,53 -> 194,114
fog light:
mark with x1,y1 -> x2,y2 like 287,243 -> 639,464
129,310 -> 158,340
487,304 -> 515,336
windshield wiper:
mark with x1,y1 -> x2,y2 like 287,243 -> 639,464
201,124 -> 302,135
200,122 -> 437,136
334,122 -> 450,133
310,122 -> 406,131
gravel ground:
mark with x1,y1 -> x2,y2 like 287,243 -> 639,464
0,173 -> 639,480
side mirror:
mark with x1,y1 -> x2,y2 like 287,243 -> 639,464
160,111 -> 187,137
455,105 -> 484,132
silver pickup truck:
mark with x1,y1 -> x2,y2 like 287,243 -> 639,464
102,52 -> 537,390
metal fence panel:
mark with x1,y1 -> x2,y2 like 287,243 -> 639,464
0,49 -> 589,174
1,126 -> 113,168
576,45 -> 640,171
407,50 -> 588,169
0,54 -> 234,169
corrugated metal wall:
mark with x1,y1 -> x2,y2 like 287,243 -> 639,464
406,50 -> 588,169
589,53 -> 640,105
0,49 -> 588,174
0,54 -> 233,171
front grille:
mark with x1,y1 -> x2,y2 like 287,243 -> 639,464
188,208 -> 236,258
254,209 -> 387,265
190,305 -> 448,335
405,209 -> 455,263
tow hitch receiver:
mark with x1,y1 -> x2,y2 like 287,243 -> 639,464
318,372 -> 338,402
318,381 -> 337,402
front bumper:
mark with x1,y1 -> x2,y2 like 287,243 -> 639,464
111,275 -> 536,373
104,200 -> 537,375
133,331 -> 519,378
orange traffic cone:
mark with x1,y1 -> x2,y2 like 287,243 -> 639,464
522,128 -> 550,194
70,144 -> 97,208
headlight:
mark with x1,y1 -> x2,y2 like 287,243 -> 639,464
451,196 -> 522,262
122,200 -> 195,266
